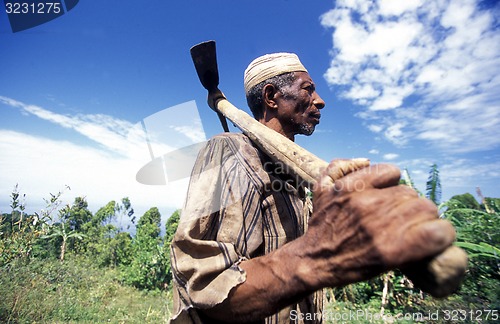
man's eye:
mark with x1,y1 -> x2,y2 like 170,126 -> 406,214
303,85 -> 314,94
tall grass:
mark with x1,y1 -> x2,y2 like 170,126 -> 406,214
0,257 -> 173,323
2,255 -> 497,323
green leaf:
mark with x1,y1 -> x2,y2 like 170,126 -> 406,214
455,242 -> 499,259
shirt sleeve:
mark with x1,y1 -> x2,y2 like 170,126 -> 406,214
170,134 -> 269,322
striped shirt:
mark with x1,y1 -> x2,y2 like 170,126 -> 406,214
170,133 -> 323,324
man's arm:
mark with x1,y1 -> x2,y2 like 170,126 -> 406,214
203,163 -> 456,322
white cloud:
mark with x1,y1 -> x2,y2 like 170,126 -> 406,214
345,84 -> 380,102
0,96 -> 150,159
0,130 -> 188,217
170,122 -> 206,144
378,0 -> 423,16
369,149 -> 379,154
141,101 -> 206,156
367,124 -> 383,133
371,87 -> 411,111
383,153 -> 399,160
384,122 -> 407,146
0,97 -> 203,218
321,0 -> 500,153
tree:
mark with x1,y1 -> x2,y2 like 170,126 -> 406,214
60,197 -> 92,232
71,198 -> 136,267
165,209 -> 180,246
41,223 -> 86,262
108,231 -> 133,266
79,201 -> 119,266
49,198 -> 93,256
426,163 -> 441,205
90,201 -> 117,228
446,192 -> 481,210
164,210 -> 180,285
136,207 -> 161,241
122,207 -> 168,290
116,197 -> 135,231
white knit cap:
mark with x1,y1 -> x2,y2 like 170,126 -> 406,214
244,53 -> 308,94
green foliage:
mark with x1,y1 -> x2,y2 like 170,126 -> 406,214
164,210 -> 180,285
92,200 -> 118,227
121,207 -> 173,290
445,192 -> 481,210
2,180 -> 497,322
137,207 -> 162,240
117,197 -> 136,231
41,223 -> 86,262
0,185 -> 64,266
59,197 -> 93,232
121,243 -> 172,291
456,241 -> 500,259
78,200 -> 121,267
336,165 -> 499,320
0,257 -> 172,323
165,209 -> 180,245
108,231 -> 134,266
441,193 -> 500,308
1,189 -> 182,321
484,197 -> 500,213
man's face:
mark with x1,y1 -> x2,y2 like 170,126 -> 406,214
275,71 -> 326,137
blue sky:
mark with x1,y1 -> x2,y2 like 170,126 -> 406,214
1,0 -> 499,223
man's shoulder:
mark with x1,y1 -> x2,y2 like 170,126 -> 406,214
206,132 -> 254,150
202,132 -> 264,166
209,132 -> 250,143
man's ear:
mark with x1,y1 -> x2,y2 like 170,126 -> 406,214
262,84 -> 279,110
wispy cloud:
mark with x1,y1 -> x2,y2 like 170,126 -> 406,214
170,123 -> 206,144
321,0 -> 500,153
383,153 -> 399,161
0,96 -> 197,217
0,129 -> 188,216
0,95 -> 150,159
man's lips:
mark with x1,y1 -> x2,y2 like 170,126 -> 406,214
309,112 -> 321,123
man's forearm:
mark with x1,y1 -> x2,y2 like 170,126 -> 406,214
202,236 -> 320,322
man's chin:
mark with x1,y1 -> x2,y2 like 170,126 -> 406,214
299,124 -> 316,136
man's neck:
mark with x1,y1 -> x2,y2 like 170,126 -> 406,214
258,118 -> 295,142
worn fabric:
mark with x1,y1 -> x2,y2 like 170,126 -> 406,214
170,133 -> 323,324
244,53 -> 308,94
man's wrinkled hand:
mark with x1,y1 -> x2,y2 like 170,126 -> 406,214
304,163 -> 456,288
207,89 -> 226,111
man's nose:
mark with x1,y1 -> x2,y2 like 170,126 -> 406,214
313,92 -> 326,110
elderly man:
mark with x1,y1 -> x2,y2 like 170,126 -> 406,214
169,53 -> 455,323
